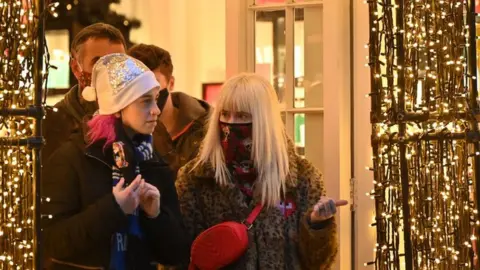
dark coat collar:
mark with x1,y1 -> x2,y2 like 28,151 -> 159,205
67,128 -> 114,169
85,139 -> 115,168
170,92 -> 211,128
68,119 -> 112,168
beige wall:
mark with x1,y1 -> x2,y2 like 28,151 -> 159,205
111,0 -> 226,99
322,1 -> 377,267
321,0 -> 351,268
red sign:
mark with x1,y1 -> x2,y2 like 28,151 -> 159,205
477,0 -> 480,13
202,83 -> 223,106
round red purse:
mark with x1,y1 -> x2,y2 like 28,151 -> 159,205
188,205 -> 263,270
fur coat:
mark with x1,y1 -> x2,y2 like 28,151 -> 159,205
175,142 -> 338,269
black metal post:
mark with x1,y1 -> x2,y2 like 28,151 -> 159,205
34,0 -> 45,269
368,0 -> 386,268
395,0 -> 413,269
349,0 -> 356,268
0,107 -> 44,117
0,137 -> 45,147
468,1 -> 480,269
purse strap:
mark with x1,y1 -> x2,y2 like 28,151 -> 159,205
242,204 -> 263,229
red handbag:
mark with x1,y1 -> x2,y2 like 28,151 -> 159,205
188,204 -> 263,270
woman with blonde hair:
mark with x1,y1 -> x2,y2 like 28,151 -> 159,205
176,73 -> 347,269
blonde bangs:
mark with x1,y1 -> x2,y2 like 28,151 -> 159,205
216,79 -> 254,115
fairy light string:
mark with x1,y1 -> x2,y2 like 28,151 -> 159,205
366,0 -> 480,269
0,0 -> 52,269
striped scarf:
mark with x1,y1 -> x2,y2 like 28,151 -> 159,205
110,135 -> 154,270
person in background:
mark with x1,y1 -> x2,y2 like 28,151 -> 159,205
42,53 -> 190,269
42,23 -> 126,161
128,44 -> 210,173
176,73 -> 346,269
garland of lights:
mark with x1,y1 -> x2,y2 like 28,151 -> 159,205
0,0 -> 50,269
367,0 -> 480,269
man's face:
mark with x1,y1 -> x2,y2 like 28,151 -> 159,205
71,38 -> 125,78
152,68 -> 174,91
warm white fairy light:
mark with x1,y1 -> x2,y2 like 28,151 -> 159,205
366,0 -> 479,269
0,0 -> 45,269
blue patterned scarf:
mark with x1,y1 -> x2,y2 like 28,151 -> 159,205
110,135 -> 154,270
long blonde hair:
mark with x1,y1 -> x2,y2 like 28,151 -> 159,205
196,73 -> 290,207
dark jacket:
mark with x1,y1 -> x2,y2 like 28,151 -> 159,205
153,92 -> 210,173
41,132 -> 191,270
42,85 -> 98,162
175,141 -> 338,269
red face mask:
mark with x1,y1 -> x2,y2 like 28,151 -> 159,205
78,71 -> 92,90
219,121 -> 256,195
75,60 -> 92,90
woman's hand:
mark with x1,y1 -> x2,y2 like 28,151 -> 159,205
139,181 -> 161,218
112,176 -> 143,215
310,197 -> 348,223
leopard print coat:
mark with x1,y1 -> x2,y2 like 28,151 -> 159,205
175,143 -> 338,269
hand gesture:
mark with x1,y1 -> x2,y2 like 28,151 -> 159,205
310,197 -> 348,223
112,175 -> 143,215
139,182 -> 161,218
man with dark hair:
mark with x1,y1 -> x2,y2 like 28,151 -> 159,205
128,44 -> 211,173
43,23 -> 126,160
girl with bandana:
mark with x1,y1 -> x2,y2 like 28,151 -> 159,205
176,73 -> 347,269
42,54 -> 190,270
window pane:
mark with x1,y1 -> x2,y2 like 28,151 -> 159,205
255,10 -> 286,103
294,113 -> 305,156
294,7 -> 323,108
45,30 -> 70,89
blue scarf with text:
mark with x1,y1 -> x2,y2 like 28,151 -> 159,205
109,135 -> 154,270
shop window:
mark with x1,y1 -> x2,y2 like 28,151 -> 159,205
252,0 -> 323,166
